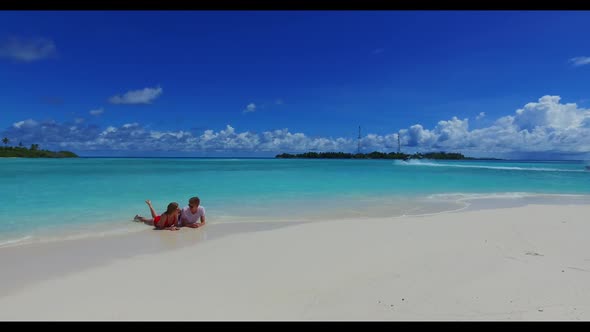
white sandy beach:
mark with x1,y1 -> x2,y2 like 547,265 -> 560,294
1,203 -> 590,321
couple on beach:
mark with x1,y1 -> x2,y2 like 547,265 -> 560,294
134,196 -> 206,231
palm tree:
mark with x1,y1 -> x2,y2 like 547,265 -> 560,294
2,137 -> 8,147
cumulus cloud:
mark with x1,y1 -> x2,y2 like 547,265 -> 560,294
2,95 -> 590,158
396,95 -> 590,155
12,119 -> 38,129
244,103 -> 257,113
569,56 -> 590,67
108,86 -> 163,105
0,37 -> 57,62
476,112 -> 486,120
89,108 -> 104,116
0,119 -> 354,153
4,119 -> 102,148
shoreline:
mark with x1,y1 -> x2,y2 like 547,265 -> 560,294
1,201 -> 590,320
2,192 -> 590,250
0,220 -> 308,297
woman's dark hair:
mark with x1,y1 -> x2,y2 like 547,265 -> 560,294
165,202 -> 179,215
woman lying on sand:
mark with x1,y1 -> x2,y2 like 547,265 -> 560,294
134,200 -> 180,231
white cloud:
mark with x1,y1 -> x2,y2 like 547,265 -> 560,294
396,95 -> 590,155
244,103 -> 257,113
512,96 -> 585,131
12,119 -> 38,129
569,56 -> 590,66
122,123 -> 139,129
476,112 -> 486,120
89,108 -> 104,116
1,120 -> 352,153
108,86 -> 163,105
3,95 -> 590,158
0,37 -> 57,62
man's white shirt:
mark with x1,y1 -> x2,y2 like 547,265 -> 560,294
179,205 -> 206,226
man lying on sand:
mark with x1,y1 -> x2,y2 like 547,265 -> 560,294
178,196 -> 206,228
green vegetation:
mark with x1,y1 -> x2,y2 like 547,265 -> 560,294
276,151 -> 500,160
0,140 -> 78,158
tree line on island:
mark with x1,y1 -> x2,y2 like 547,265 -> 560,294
1,135 -> 498,160
1,137 -> 78,158
276,151 -> 500,160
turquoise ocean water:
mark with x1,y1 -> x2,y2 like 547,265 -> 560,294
1,157 -> 590,247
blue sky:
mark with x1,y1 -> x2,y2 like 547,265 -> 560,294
1,11 -> 589,158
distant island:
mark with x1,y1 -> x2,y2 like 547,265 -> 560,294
0,140 -> 78,158
276,151 -> 501,160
